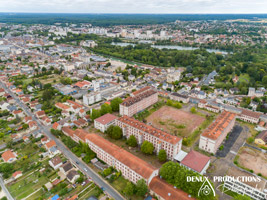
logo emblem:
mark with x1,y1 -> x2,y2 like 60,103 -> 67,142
198,177 -> 216,197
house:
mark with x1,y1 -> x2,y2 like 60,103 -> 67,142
24,116 -> 32,123
169,92 -> 189,103
13,110 -> 24,118
36,110 -> 46,118
41,116 -> 51,126
239,109 -> 261,124
0,101 -> 9,110
41,136 -> 49,144
29,121 -> 38,131
66,170 -> 80,183
49,156 -> 63,170
55,102 -> 71,111
2,150 -> 17,163
180,150 -> 210,175
94,113 -> 118,132
60,161 -> 73,175
22,136 -> 29,142
255,130 -> 267,146
52,122 -> 62,130
45,140 -> 57,150
12,171 -> 22,179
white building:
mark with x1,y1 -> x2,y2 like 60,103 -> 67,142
94,113 -> 118,133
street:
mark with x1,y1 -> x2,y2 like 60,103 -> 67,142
0,175 -> 14,200
0,82 -> 124,200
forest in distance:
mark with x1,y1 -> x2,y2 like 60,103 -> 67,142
1,13 -> 267,26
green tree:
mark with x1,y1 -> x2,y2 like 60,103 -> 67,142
123,181 -> 135,196
190,107 -> 197,114
90,109 -> 101,121
111,126 -> 122,140
100,103 -> 112,115
126,135 -> 138,147
158,149 -> 167,162
141,141 -> 154,155
22,124 -> 29,130
110,97 -> 123,112
136,179 -> 148,196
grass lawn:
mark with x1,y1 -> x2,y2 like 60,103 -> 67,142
8,171 -> 49,200
238,74 -> 250,84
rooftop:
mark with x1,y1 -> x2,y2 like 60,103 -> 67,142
201,111 -> 236,140
95,113 -> 118,125
117,116 -> 181,145
86,134 -> 157,179
121,89 -> 157,107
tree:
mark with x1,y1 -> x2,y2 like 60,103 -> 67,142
100,103 -> 112,115
136,179 -> 148,196
126,135 -> 137,147
141,141 -> 154,155
90,109 -> 101,121
158,149 -> 167,162
190,107 -> 197,114
123,181 -> 135,196
110,97 -> 123,112
22,124 -> 29,130
263,76 -> 267,87
111,126 -> 123,140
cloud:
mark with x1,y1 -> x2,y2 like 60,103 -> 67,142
0,0 -> 266,13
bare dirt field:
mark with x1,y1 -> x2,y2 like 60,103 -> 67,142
238,147 -> 267,177
146,106 -> 205,137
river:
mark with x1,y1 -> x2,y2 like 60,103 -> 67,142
111,42 -> 230,54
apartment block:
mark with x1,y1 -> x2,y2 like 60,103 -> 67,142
199,111 -> 236,154
85,134 -> 159,185
119,86 -> 158,117
116,116 -> 182,160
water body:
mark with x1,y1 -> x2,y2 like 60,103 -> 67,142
111,42 -> 230,54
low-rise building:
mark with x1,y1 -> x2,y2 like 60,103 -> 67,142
169,92 -> 189,103
2,150 -> 17,163
94,113 -> 118,132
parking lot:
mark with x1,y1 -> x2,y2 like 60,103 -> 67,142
216,125 -> 243,157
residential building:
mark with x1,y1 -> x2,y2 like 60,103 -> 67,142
116,116 -> 182,160
255,130 -> 267,146
169,92 -> 189,103
120,87 -> 158,117
85,134 -> 159,184
199,111 -> 236,154
239,109 -> 261,124
94,113 -> 118,132
2,150 -> 17,163
49,156 -> 63,170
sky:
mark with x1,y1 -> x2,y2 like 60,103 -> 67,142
0,0 -> 266,14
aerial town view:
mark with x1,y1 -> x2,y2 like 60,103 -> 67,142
0,1 -> 266,200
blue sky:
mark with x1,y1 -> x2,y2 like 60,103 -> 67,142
0,0 -> 266,13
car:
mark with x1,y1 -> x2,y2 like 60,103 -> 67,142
76,161 -> 80,165
84,168 -> 88,172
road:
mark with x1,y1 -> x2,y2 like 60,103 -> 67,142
0,82 -> 124,200
0,175 -> 14,200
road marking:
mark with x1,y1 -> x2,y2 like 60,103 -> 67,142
230,150 -> 237,155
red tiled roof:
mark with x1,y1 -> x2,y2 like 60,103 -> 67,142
12,171 -> 22,178
52,122 -> 59,129
2,150 -> 16,162
86,134 -> 157,179
241,109 -> 261,119
62,127 -> 74,137
202,111 -> 236,140
117,116 -> 181,145
45,140 -> 56,149
29,121 -> 37,128
132,86 -> 151,96
181,150 -> 210,173
95,113 -> 118,125
55,102 -> 70,110
149,177 -> 194,200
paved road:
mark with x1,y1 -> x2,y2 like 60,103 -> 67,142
0,82 -> 124,200
244,143 -> 266,153
0,175 -> 14,200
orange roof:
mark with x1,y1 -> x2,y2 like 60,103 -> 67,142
149,177 -> 194,200
117,116 -> 181,145
55,103 -> 70,110
202,111 -> 236,140
74,80 -> 91,88
29,121 -> 37,127
68,195 -> 78,200
132,86 -> 151,96
62,127 -> 74,137
86,134 -> 157,180
12,171 -> 22,178
73,129 -> 88,142
67,100 -> 83,108
2,150 -> 16,162
52,122 -> 60,129
45,140 -> 56,149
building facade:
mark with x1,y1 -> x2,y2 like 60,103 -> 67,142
116,116 -> 182,160
199,111 -> 236,154
85,134 -> 159,185
119,87 -> 158,117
